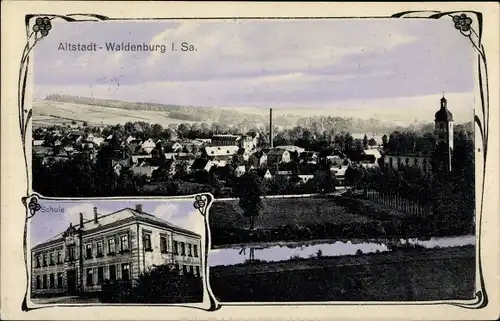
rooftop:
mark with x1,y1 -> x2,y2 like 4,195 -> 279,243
32,206 -> 201,251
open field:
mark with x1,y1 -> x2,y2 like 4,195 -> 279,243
210,197 -> 377,230
32,100 -> 201,127
209,246 -> 476,302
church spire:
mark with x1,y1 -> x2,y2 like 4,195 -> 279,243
440,92 -> 447,109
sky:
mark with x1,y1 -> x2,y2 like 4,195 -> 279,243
30,199 -> 204,247
33,18 -> 476,112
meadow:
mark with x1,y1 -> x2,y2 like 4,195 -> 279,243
209,245 -> 476,302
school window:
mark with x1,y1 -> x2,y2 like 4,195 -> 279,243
160,236 -> 167,253
86,243 -> 92,259
143,233 -> 152,251
35,255 -> 41,268
49,253 -> 54,265
193,244 -> 198,257
173,240 -> 179,255
97,241 -> 103,257
108,238 -> 116,254
182,265 -> 187,275
97,267 -> 104,284
42,254 -> 47,266
68,245 -> 75,261
180,242 -> 186,256
109,265 -> 116,281
86,268 -> 93,286
49,273 -> 55,288
57,273 -> 63,288
120,234 -> 129,252
42,275 -> 47,289
36,276 -> 41,289
189,265 -> 193,275
57,251 -> 62,264
405,158 -> 410,165
195,266 -> 200,278
121,263 -> 130,281
187,244 -> 192,256
175,263 -> 180,272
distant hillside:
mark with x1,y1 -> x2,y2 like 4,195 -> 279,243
43,94 -> 288,126
40,94 -> 460,134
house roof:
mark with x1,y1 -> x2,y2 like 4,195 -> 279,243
191,158 -> 210,170
205,146 -> 239,156
363,149 -> 382,159
274,145 -> 305,153
32,207 -> 201,250
33,146 -> 52,156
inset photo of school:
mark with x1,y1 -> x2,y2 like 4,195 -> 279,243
29,198 -> 205,304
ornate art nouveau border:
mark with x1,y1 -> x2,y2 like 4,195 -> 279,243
18,10 -> 490,312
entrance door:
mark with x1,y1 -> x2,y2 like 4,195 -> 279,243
66,270 -> 77,295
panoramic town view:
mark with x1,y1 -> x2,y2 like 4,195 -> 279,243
31,18 -> 475,302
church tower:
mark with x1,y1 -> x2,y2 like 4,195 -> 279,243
434,95 -> 454,172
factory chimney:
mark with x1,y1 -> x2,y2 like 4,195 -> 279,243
93,207 -> 98,224
269,108 -> 273,148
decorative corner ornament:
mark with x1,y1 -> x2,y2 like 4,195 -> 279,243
27,197 -> 41,217
32,16 -> 53,38
453,13 -> 473,36
193,193 -> 212,216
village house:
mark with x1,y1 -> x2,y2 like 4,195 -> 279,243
33,139 -> 45,146
111,159 -> 132,176
330,165 -> 348,186
141,138 -> 157,154
125,135 -> 137,144
204,146 -> 239,157
209,155 -> 232,168
191,159 -> 213,173
234,165 -> 247,178
131,160 -> 160,178
299,151 -> 319,164
165,141 -> 183,153
267,148 -> 292,165
274,145 -> 305,154
210,134 -> 240,147
31,204 -> 202,297
131,154 -> 152,165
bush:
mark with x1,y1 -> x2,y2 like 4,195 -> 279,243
101,264 -> 203,303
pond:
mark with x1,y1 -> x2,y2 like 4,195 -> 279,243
208,235 -> 475,267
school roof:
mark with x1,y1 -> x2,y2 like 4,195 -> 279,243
32,207 -> 201,251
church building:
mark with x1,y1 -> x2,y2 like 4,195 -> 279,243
383,95 -> 454,174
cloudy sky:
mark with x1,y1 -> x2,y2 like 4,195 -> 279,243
30,199 -> 204,247
33,18 -> 475,111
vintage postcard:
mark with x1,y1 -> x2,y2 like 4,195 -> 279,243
1,1 -> 499,320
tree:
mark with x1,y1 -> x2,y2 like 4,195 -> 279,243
151,124 -> 164,138
344,165 -> 365,188
363,134 -> 368,149
382,134 -> 388,150
233,172 -> 263,230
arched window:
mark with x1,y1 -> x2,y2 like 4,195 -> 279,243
405,158 -> 410,165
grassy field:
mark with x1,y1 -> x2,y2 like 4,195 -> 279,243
209,246 -> 476,302
210,197 -> 377,230
32,100 -> 201,127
